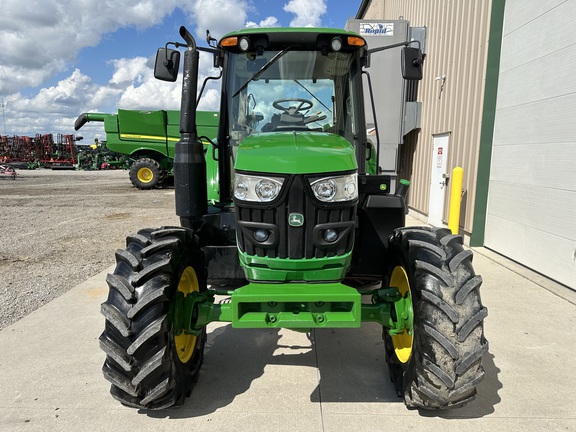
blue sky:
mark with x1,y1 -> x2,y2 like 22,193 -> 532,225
0,0 -> 361,144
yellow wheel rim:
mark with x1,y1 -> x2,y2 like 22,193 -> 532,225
174,267 -> 199,363
137,167 -> 154,183
390,266 -> 413,364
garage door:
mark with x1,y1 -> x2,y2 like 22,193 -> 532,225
485,0 -> 576,290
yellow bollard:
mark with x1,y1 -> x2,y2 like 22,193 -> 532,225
448,167 -> 463,234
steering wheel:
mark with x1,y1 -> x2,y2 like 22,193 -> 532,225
272,98 -> 313,113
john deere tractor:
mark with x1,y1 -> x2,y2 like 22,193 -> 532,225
99,26 -> 487,411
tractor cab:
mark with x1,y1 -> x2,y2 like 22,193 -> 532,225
219,29 -> 366,155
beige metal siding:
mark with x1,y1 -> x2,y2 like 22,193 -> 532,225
361,0 -> 492,233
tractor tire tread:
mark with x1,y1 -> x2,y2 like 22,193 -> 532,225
127,316 -> 166,356
100,227 -> 206,410
141,238 -> 181,258
127,285 -> 169,319
114,249 -> 140,271
125,234 -> 151,248
385,227 -> 487,410
106,273 -> 134,301
420,290 -> 459,323
131,258 -> 172,286
455,275 -> 483,305
132,347 -> 167,386
101,303 -> 132,337
449,249 -> 474,273
99,333 -> 133,372
102,365 -> 139,397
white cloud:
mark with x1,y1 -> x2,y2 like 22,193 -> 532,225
284,0 -> 327,27
0,0 -> 205,139
109,57 -> 150,86
117,73 -> 182,111
197,88 -> 222,111
3,69 -> 121,137
0,0 -> 181,94
246,16 -> 279,28
189,0 -> 249,40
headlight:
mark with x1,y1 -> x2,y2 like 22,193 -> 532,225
310,173 -> 358,202
234,174 -> 284,202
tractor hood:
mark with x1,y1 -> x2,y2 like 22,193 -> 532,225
234,132 -> 357,174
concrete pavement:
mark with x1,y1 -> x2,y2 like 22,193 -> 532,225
1,241 -> 576,431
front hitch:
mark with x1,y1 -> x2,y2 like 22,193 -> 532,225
171,283 -> 413,334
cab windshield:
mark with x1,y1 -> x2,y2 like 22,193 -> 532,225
225,49 -> 361,147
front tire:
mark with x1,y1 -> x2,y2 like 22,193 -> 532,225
129,158 -> 164,190
99,227 -> 207,409
384,227 -> 488,410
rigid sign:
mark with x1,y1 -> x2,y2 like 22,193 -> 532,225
359,23 -> 394,36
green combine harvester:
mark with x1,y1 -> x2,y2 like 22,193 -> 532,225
98,26 -> 488,411
74,109 -> 219,189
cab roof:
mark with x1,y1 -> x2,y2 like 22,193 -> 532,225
219,27 -> 366,52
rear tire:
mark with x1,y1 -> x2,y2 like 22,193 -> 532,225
129,158 -> 164,190
99,227 -> 207,409
384,227 -> 488,410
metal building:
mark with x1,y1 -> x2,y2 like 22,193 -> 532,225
357,0 -> 494,235
356,0 -> 576,290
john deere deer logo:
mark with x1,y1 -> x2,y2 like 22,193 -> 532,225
289,213 -> 304,227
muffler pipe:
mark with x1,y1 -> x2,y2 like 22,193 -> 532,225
174,26 -> 208,229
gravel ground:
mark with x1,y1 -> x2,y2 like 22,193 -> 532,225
0,169 -> 180,330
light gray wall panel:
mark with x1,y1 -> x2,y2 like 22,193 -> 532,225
486,182 -> 576,241
486,0 -> 576,289
493,93 -> 576,145
489,142 -> 576,189
485,213 -> 576,289
496,42 -> 576,110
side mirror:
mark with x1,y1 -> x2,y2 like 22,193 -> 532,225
401,47 -> 423,81
154,48 -> 181,82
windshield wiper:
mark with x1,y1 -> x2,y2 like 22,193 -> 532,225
233,47 -> 292,98
293,80 -> 332,113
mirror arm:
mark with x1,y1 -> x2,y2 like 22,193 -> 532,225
163,42 -> 183,68
197,69 -> 223,107
206,30 -> 218,48
362,70 -> 381,173
367,40 -> 422,65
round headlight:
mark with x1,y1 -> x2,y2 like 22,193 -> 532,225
312,179 -> 337,202
255,179 -> 280,201
239,37 -> 250,52
331,37 -> 343,52
344,179 -> 357,199
234,181 -> 248,200
323,229 -> 339,243
253,229 -> 270,242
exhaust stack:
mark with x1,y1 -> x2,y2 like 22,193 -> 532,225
174,26 -> 208,229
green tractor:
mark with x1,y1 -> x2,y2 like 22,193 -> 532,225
99,26 -> 488,411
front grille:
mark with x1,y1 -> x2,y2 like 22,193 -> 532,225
236,175 -> 356,259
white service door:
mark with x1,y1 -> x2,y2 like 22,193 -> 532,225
428,133 -> 450,227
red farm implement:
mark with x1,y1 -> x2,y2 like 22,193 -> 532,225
0,164 -> 18,179
0,134 -> 78,169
